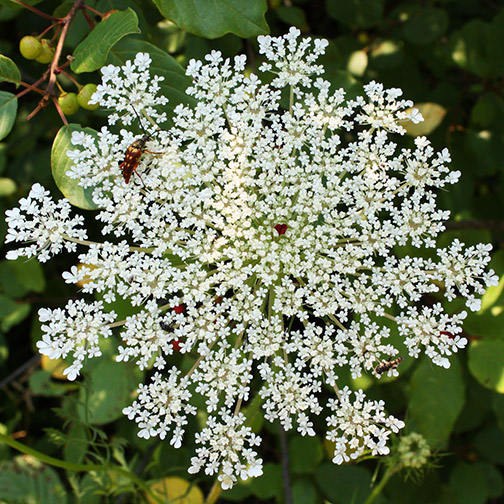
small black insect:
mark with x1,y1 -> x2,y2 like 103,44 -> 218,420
159,321 -> 173,332
375,356 -> 404,375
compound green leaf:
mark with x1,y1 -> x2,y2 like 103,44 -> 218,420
0,55 -> 20,86
51,124 -> 99,210
151,0 -> 268,39
71,8 -> 140,73
0,91 -> 17,141
468,339 -> 504,393
409,356 -> 465,448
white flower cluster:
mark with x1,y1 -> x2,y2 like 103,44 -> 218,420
5,27 -> 498,487
5,183 -> 87,262
326,387 -> 405,463
37,300 -> 116,380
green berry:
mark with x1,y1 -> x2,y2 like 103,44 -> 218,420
58,92 -> 80,115
35,39 -> 55,64
19,36 -> 42,60
77,83 -> 99,110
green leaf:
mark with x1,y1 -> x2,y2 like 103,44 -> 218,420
403,8 -> 448,45
0,90 -> 17,141
29,369 -> 71,397
51,124 -> 99,210
492,391 -> 504,431
292,478 -> 318,504
249,463 -> 282,500
449,462 -> 488,504
0,257 -> 45,298
0,332 -> 7,367
369,40 -> 405,69
0,0 -> 42,6
486,9 -> 504,78
71,8 -> 140,73
220,481 -> 252,501
0,54 -> 20,86
0,456 -> 67,503
453,379 -> 491,434
347,50 -> 368,77
315,463 -> 372,504
471,93 -> 500,128
275,6 -> 308,31
64,422 -> 88,465
105,39 -> 196,126
289,436 -> 324,473
476,461 -> 504,499
0,294 -> 30,331
10,257 -> 45,293
409,356 -> 465,448
151,0 -> 269,39
0,177 -> 16,196
474,424 -> 504,465
403,102 -> 447,136
326,0 -> 384,29
468,339 -> 504,393
77,358 -> 139,425
449,20 -> 491,78
479,251 -> 504,313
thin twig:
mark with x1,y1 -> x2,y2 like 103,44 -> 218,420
9,0 -> 59,21
46,0 -> 85,98
0,354 -> 41,390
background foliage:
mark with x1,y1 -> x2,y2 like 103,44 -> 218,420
1,0 -> 504,503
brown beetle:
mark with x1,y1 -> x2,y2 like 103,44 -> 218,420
120,134 -> 161,184
375,356 -> 403,375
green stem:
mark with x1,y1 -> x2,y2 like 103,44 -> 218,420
206,478 -> 222,504
0,432 -> 161,502
363,465 -> 399,504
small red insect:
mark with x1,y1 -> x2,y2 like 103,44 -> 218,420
120,134 -> 160,184
375,356 -> 404,375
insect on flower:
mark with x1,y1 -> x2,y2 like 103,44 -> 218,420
375,356 -> 404,375
120,108 -> 162,185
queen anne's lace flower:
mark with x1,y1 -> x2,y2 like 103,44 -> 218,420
5,31 -> 498,487
5,183 -> 87,262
